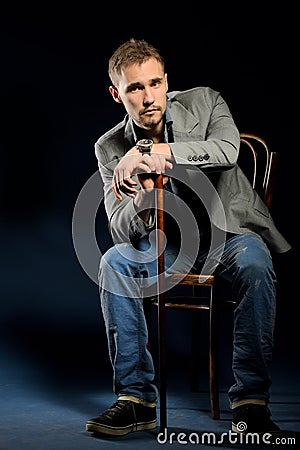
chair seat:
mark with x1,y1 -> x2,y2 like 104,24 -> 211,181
168,273 -> 216,286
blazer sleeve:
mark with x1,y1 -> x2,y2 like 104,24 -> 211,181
96,145 -> 153,244
169,88 -> 240,171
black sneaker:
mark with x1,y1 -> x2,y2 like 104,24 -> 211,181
232,404 -> 281,435
86,398 -> 157,436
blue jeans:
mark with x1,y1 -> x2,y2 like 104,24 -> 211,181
98,232 -> 276,405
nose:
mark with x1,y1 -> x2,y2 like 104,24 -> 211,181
143,87 -> 155,105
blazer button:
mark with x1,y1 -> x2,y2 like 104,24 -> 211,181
198,155 -> 203,161
187,155 -> 193,161
192,155 -> 198,161
204,154 -> 210,160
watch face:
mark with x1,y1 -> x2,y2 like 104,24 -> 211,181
136,139 -> 153,152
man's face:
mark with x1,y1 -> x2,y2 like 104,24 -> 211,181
110,57 -> 168,132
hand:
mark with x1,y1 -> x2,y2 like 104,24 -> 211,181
112,148 -> 144,201
112,144 -> 173,200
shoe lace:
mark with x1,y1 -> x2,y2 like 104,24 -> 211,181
102,400 -> 138,431
102,400 -> 133,419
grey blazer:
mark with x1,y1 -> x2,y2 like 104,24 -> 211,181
95,87 -> 291,254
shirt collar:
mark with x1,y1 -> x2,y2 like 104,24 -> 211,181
130,106 -> 173,144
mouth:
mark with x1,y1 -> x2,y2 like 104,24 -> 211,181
142,107 -> 160,115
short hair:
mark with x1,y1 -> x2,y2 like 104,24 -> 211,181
108,38 -> 165,86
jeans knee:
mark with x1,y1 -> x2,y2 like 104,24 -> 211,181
100,244 -> 134,276
99,243 -> 147,279
100,245 -> 122,272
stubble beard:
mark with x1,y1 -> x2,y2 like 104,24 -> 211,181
138,112 -> 164,131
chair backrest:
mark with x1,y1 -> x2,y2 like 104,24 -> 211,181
238,133 -> 279,209
155,133 -> 278,238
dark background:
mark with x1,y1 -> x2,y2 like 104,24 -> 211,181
0,7 -> 298,393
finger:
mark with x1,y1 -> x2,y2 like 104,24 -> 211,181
113,170 -> 127,201
165,160 -> 173,170
112,181 -> 123,201
141,154 -> 156,172
152,154 -> 172,174
154,154 -> 165,173
119,172 -> 139,195
133,162 -> 152,176
121,176 -> 138,186
156,154 -> 173,172
120,180 -> 139,195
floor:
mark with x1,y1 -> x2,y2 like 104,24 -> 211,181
0,216 -> 299,449
0,337 -> 299,450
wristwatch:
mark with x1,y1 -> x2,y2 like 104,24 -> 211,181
136,139 -> 153,155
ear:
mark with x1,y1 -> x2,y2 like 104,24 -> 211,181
165,73 -> 168,92
109,85 -> 123,104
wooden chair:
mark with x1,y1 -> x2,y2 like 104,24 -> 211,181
146,133 -> 279,430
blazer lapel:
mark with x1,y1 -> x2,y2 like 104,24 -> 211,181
167,98 -> 199,136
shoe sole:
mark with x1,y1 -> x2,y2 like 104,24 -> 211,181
86,419 -> 157,436
232,423 -> 242,433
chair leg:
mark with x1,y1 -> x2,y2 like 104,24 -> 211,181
143,295 -> 167,428
154,174 -> 168,430
191,311 -> 201,392
157,288 -> 167,430
209,287 -> 220,420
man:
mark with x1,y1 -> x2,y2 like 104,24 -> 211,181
86,38 -> 291,437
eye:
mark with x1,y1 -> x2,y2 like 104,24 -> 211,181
151,79 -> 163,88
127,84 -> 142,93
